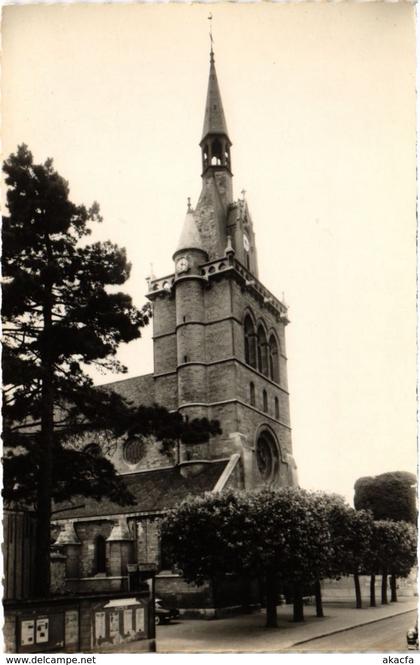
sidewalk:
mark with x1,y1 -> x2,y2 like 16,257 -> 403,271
107,597 -> 418,653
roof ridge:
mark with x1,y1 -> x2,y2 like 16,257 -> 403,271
96,372 -> 154,388
119,457 -> 231,478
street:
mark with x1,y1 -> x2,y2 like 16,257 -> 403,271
153,601 -> 417,653
292,610 -> 417,652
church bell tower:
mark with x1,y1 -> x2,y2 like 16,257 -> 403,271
147,43 -> 298,489
200,47 -> 232,198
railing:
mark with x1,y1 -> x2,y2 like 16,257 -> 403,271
147,258 -> 289,322
231,259 -> 288,317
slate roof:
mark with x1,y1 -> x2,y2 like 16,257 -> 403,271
52,460 -> 229,520
99,373 -> 155,407
201,54 -> 230,140
176,210 -> 205,254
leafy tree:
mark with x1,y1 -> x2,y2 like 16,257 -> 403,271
162,487 -> 332,628
368,521 -> 417,605
389,521 -> 418,601
307,493 -> 347,617
354,471 -> 417,602
333,507 -> 373,610
354,471 -> 417,524
314,494 -> 373,612
2,145 -> 221,596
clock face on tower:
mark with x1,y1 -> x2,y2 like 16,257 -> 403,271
176,257 -> 189,274
243,234 -> 250,252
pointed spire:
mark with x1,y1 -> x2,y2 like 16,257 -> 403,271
199,19 -> 232,180
54,521 -> 81,546
225,234 -> 235,256
106,517 -> 133,542
201,47 -> 230,141
175,206 -> 205,255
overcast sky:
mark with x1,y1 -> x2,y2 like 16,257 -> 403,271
3,3 -> 416,505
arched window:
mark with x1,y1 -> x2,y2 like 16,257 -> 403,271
256,431 -> 280,482
123,439 -> 146,465
84,444 -> 101,457
244,315 -> 257,368
262,389 -> 268,413
211,139 -> 222,166
257,325 -> 269,376
250,382 -> 255,406
274,396 -> 279,419
269,335 -> 280,383
94,535 -> 107,575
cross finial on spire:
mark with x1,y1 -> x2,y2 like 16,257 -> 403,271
187,196 -> 192,212
241,188 -> 247,200
208,13 -> 214,62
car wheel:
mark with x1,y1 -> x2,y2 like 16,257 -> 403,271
155,616 -> 161,625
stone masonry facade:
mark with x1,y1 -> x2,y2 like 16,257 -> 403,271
52,47 -> 298,614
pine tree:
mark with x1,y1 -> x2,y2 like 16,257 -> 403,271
2,145 -> 221,596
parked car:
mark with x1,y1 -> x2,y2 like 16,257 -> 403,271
406,622 -> 418,650
155,598 -> 180,625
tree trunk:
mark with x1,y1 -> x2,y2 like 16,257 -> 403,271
390,574 -> 397,602
354,574 -> 362,609
381,572 -> 388,604
33,239 -> 54,598
265,570 -> 278,628
293,581 -> 304,622
314,580 -> 324,617
370,575 -> 376,607
258,575 -> 265,608
211,576 -> 218,612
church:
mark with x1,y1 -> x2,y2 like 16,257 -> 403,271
52,44 -> 298,616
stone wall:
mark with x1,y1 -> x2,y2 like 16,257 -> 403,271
53,519 -> 138,594
153,295 -> 176,337
155,573 -> 260,618
136,517 -> 161,566
78,234 -> 295,486
155,574 -> 214,614
154,373 -> 178,412
194,172 -> 229,261
153,333 -> 177,375
321,574 -> 418,602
